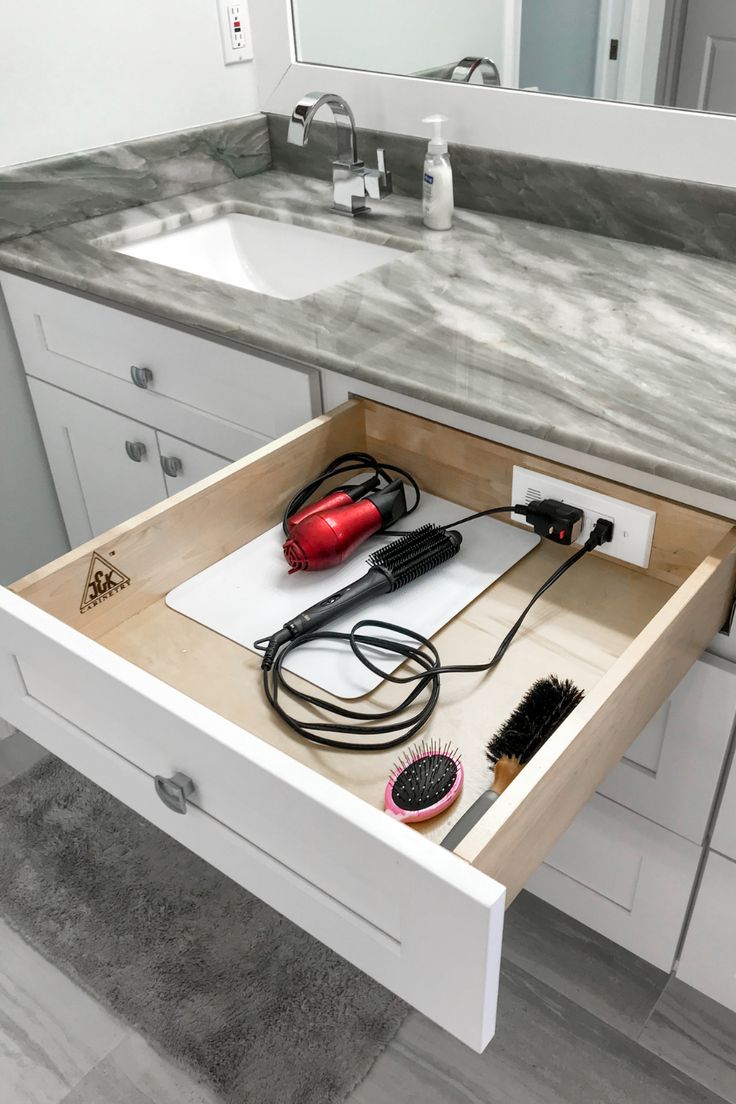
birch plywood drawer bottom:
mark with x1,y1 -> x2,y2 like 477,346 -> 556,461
2,399 -> 735,1052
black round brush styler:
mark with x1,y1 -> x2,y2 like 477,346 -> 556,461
261,524 -> 463,662
259,524 -> 464,750
441,675 -> 584,850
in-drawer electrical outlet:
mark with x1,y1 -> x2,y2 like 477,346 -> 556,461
511,467 -> 656,568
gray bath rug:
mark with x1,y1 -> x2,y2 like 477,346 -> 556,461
0,756 -> 408,1104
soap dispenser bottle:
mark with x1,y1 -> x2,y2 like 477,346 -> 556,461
422,115 -> 454,231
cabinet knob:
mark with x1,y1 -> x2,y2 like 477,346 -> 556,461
161,455 -> 183,478
154,772 -> 195,814
130,365 -> 153,389
125,440 -> 147,462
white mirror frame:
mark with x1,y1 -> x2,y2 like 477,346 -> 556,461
249,0 -> 736,188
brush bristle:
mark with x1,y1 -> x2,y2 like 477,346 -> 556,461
486,676 -> 584,768
389,739 -> 461,812
369,524 -> 462,591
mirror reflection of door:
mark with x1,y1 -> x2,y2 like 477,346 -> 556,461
674,0 -> 736,112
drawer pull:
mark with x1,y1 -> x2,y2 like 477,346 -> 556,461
130,365 -> 154,389
125,440 -> 147,463
154,772 -> 195,814
161,455 -> 183,478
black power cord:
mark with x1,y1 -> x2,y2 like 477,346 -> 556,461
261,512 -> 614,752
281,452 -> 421,536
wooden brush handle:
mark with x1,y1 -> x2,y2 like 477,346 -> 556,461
440,757 -> 523,851
491,756 -> 523,795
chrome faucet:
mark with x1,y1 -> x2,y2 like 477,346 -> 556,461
287,92 -> 392,216
450,57 -> 501,87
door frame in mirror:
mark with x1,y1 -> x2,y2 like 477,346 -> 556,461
250,0 -> 736,188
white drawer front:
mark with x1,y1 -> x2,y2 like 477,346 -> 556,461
526,794 -> 700,970
712,749 -> 736,862
0,587 -> 505,1053
1,273 -> 319,439
597,655 -> 736,843
677,851 -> 736,1013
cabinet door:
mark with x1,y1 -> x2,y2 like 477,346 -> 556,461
597,655 -> 736,843
156,433 -> 231,496
29,380 -> 167,547
525,794 -> 700,971
712,748 -> 736,862
677,851 -> 736,1012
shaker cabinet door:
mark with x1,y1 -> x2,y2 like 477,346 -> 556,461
29,380 -> 167,547
156,432 -> 232,496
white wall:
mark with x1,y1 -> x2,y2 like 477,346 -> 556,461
0,0 -> 260,167
293,0 -> 518,85
0,0 -> 262,590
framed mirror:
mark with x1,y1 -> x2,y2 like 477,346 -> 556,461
249,0 -> 736,187
290,1 -> 736,116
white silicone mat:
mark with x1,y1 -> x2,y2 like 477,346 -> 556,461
166,492 -> 540,698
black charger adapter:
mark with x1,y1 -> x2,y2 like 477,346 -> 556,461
525,498 -> 585,546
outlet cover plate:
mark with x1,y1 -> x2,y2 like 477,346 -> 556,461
511,466 -> 656,568
217,0 -> 254,64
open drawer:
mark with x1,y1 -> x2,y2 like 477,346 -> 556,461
2,398 -> 735,1052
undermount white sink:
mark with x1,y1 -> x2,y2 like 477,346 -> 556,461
115,212 -> 403,300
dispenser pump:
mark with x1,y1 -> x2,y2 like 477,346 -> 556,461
421,113 -> 453,230
423,114 -> 448,154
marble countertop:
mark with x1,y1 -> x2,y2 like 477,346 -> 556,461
0,170 -> 734,502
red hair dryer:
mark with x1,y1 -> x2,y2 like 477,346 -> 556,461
283,479 -> 408,573
286,474 -> 380,532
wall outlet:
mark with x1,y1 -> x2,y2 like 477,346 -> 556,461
511,466 -> 656,568
217,0 -> 254,64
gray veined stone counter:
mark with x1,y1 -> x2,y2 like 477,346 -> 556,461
0,169 -> 734,502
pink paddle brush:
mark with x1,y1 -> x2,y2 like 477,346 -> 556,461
385,740 -> 463,824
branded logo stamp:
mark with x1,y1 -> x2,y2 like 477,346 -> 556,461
80,553 -> 131,613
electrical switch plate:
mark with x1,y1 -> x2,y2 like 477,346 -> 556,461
217,0 -> 254,64
511,466 -> 656,568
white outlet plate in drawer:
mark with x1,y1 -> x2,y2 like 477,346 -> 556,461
512,466 -> 656,567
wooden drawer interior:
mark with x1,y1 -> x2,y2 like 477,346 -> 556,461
11,398 -> 736,902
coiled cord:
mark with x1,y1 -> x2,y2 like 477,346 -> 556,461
281,452 -> 421,536
260,515 -> 612,752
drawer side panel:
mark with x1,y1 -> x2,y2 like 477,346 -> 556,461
460,530 -> 736,899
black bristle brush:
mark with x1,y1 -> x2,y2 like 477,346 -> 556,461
441,676 -> 584,850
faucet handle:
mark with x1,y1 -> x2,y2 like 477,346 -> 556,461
373,148 -> 393,198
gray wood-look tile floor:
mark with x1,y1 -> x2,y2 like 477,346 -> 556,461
1,730 -> 734,1104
